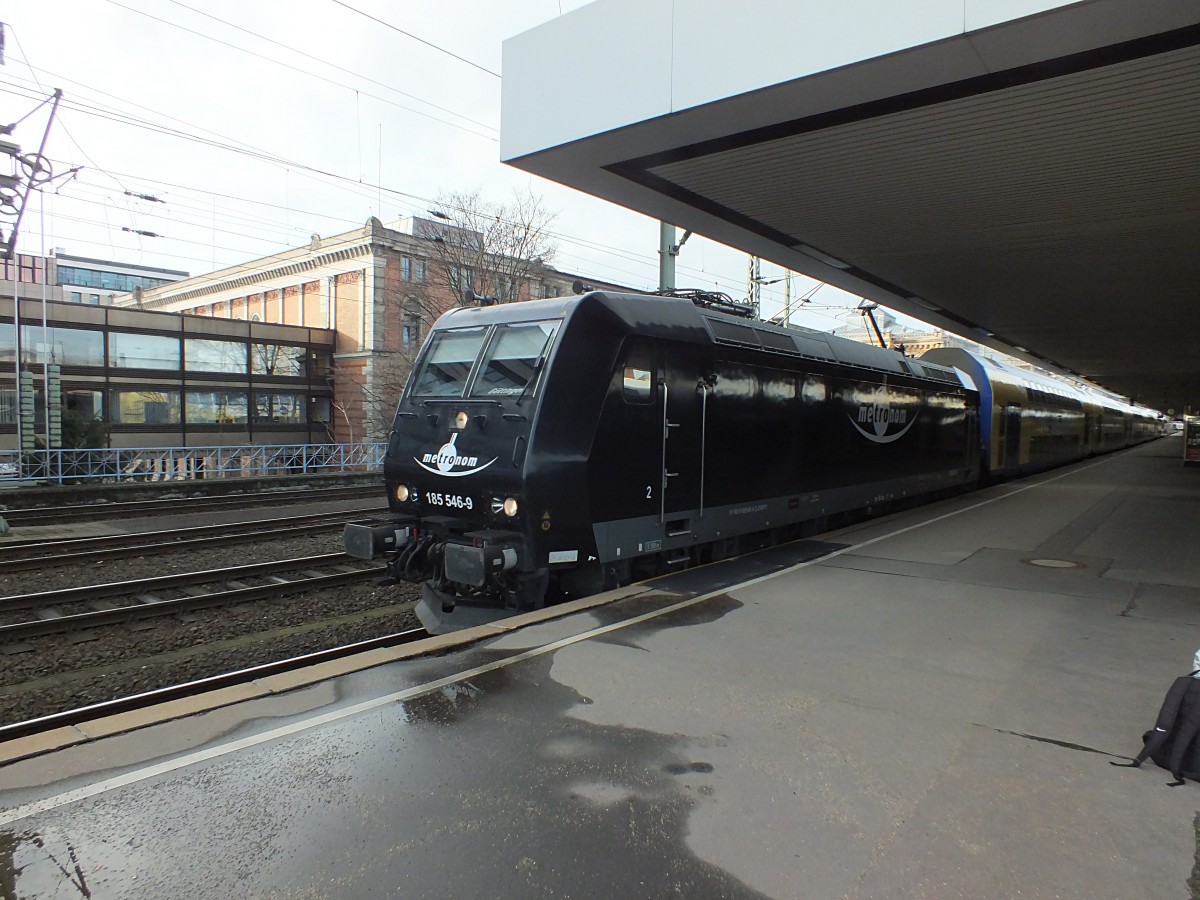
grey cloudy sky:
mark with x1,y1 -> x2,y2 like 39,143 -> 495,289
2,0 -> 882,332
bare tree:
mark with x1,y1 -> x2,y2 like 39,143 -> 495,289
425,187 -> 557,306
366,188 -> 560,433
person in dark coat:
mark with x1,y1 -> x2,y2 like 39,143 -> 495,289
1112,650 -> 1200,786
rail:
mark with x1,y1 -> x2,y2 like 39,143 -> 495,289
0,509 -> 385,572
0,441 -> 386,485
0,554 -> 384,641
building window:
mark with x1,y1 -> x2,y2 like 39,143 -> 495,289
19,325 -> 105,366
110,389 -> 181,424
0,388 -> 15,424
310,396 -> 331,424
55,265 -> 177,293
311,349 -> 332,377
402,315 -> 421,347
253,392 -> 306,424
88,294 -> 101,305
185,338 -> 248,374
401,256 -> 412,281
251,343 -> 305,377
0,322 -> 14,363
497,278 -> 517,301
449,266 -> 472,294
69,291 -> 82,303
186,390 -> 249,424
2,255 -> 44,284
109,332 -> 181,370
19,255 -> 41,284
65,389 -> 104,422
413,259 -> 424,283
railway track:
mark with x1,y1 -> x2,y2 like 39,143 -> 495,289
0,554 -> 386,642
0,508 -> 386,571
0,624 -> 428,744
0,484 -> 382,526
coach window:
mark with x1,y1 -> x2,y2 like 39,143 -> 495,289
621,342 -> 654,403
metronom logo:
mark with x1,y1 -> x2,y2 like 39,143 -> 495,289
414,432 -> 497,477
848,390 -> 918,444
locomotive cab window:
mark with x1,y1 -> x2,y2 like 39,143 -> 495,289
411,327 -> 488,397
471,321 -> 558,398
621,342 -> 654,403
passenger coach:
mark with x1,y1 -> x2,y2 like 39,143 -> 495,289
923,347 -> 1164,477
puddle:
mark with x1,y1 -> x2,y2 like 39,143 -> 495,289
1,828 -> 93,899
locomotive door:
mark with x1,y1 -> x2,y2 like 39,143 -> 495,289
660,352 -> 704,529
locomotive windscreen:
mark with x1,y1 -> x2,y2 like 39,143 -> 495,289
471,321 -> 558,397
411,321 -> 560,399
412,327 -> 488,397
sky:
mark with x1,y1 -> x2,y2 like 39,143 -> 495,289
1,0 -> 907,335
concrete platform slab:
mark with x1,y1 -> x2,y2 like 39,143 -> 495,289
1,440 -> 1197,899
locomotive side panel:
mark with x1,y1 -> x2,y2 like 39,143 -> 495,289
701,360 -> 976,513
584,337 -> 979,570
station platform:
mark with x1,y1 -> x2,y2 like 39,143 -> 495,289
1,437 -> 1197,898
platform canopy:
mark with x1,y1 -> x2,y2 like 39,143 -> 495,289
501,0 -> 1200,414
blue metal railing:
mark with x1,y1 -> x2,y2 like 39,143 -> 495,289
0,442 -> 386,485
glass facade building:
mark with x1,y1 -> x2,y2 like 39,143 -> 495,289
1,296 -> 334,449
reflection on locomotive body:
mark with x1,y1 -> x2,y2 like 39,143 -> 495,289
344,291 -> 1163,633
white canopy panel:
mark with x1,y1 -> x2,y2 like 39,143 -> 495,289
502,0 -> 1200,413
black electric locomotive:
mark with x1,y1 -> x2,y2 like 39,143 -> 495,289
345,290 -> 984,632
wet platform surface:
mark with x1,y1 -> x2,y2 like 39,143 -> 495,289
2,438 -> 1198,898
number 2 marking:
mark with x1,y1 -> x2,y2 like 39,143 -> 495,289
646,485 -> 652,499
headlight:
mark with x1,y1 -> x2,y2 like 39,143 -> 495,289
394,484 -> 410,502
502,497 -> 519,517
454,410 -> 469,430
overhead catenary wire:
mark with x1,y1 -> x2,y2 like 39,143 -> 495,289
4,23 -> 134,206
2,99 -> 849,319
3,9 -> 863,331
46,143 -> 846,322
328,0 -> 501,79
161,0 -> 499,134
57,187 -> 301,248
46,194 -> 853,327
56,161 -> 846,321
2,35 -> 836,312
99,0 -> 499,142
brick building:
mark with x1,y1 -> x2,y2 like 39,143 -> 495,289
118,216 -> 630,443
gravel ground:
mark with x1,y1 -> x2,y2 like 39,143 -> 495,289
0,508 -> 422,728
0,577 -> 422,726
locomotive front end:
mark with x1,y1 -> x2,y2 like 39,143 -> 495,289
344,309 -> 562,631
